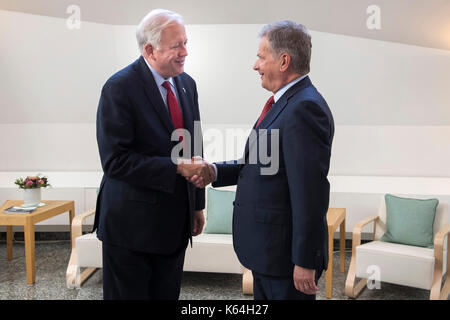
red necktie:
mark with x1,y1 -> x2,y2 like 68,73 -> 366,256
256,96 -> 275,128
162,81 -> 184,142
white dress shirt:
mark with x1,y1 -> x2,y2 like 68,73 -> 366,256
273,74 -> 308,103
143,57 -> 182,114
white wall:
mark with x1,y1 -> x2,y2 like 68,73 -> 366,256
0,10 -> 116,124
1,10 -> 449,234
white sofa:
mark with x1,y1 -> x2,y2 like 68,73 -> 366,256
66,186 -> 245,289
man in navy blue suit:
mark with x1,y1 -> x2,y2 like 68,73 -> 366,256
192,21 -> 334,300
93,9 -> 212,300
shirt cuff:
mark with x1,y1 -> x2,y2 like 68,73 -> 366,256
212,164 -> 218,182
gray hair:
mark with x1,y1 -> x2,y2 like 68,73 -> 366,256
136,9 -> 184,53
259,21 -> 312,75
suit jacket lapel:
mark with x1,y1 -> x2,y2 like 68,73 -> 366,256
243,98 -> 287,157
256,76 -> 312,130
244,76 -> 313,158
135,56 -> 175,134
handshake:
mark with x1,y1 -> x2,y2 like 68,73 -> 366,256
176,156 -> 216,188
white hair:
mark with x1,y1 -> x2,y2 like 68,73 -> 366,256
136,9 -> 184,53
259,21 -> 312,75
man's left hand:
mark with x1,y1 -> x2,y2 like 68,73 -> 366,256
293,265 -> 318,295
192,210 -> 205,236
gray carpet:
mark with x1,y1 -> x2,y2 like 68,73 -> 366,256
0,240 -> 438,300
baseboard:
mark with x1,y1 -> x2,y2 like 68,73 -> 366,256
0,225 -> 94,242
0,225 -> 93,232
0,230 -> 370,248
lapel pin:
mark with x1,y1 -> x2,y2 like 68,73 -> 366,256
182,87 -> 186,94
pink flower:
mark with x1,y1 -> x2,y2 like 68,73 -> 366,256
38,180 -> 44,185
26,181 -> 34,186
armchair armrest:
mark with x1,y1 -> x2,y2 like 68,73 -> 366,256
345,215 -> 378,298
70,209 -> 95,249
431,224 -> 450,300
352,215 -> 379,249
67,209 -> 97,289
434,224 -> 450,264
434,224 -> 450,251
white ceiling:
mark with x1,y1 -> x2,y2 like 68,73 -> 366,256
1,0 -> 449,50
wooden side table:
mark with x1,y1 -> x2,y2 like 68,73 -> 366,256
241,208 -> 346,299
0,200 -> 75,284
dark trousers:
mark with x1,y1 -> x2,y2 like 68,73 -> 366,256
252,269 -> 323,300
102,240 -> 188,300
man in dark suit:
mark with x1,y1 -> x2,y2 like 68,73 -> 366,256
192,21 -> 334,300
93,9 -> 212,300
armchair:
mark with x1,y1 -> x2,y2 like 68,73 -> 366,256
345,196 -> 449,300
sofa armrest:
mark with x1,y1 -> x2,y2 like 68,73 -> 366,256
71,209 -> 95,249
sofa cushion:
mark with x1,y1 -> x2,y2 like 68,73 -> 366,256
74,232 -> 243,274
76,232 -> 103,268
184,233 -> 242,273
191,233 -> 233,245
204,187 -> 235,234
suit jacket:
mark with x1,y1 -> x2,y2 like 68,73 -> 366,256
93,56 -> 205,255
213,76 -> 334,277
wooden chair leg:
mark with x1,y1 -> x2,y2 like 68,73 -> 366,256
67,249 -> 98,289
66,251 -> 81,288
439,274 -> 450,300
242,267 -> 253,295
345,251 -> 367,298
79,268 -> 98,286
443,235 -> 450,299
430,271 -> 448,300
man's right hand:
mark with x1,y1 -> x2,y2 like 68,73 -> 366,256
177,158 -> 215,187
189,158 -> 216,188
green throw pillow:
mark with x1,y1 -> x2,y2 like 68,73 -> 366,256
380,194 -> 438,248
204,187 -> 236,234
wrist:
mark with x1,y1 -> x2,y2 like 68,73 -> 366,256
176,159 -> 184,174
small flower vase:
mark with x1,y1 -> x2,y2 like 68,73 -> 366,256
23,188 -> 41,207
